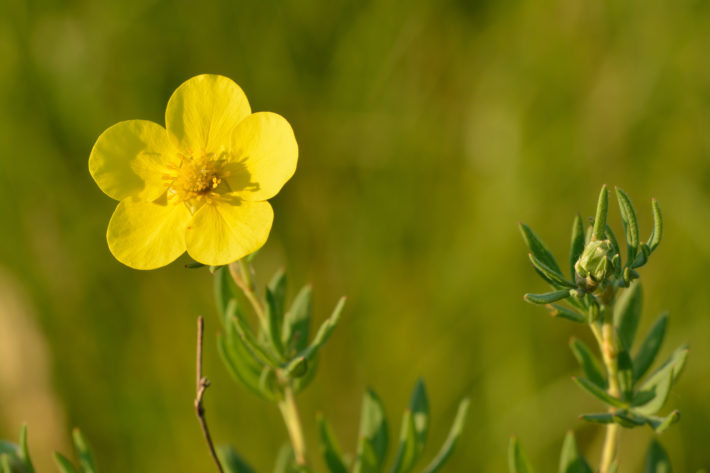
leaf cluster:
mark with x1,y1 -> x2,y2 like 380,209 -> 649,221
0,426 -> 96,473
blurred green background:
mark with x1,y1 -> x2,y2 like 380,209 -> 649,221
1,0 -> 709,471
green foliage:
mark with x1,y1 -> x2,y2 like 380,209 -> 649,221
318,381 -> 469,473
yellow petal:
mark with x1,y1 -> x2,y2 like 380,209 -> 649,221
107,198 -> 191,270
165,74 -> 251,155
185,198 -> 273,266
224,112 -> 298,201
89,120 -> 175,201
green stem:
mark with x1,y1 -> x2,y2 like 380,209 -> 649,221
228,260 -> 268,331
278,386 -> 308,466
597,303 -> 620,473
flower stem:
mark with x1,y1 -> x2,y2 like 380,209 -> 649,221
278,386 -> 308,466
597,302 -> 620,473
228,260 -> 268,331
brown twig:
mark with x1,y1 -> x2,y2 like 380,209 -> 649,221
194,316 -> 224,473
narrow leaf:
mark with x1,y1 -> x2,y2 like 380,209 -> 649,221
523,290 -> 571,305
300,297 -> 346,364
53,454 -> 79,473
604,224 -> 621,276
419,398 -> 470,473
217,330 -> 271,400
569,214 -> 585,281
358,388 -> 389,468
611,410 -> 646,428
519,223 -> 562,274
640,345 -> 689,392
648,198 -> 663,252
0,454 -> 11,473
19,424 -> 35,473
72,429 -> 95,473
643,439 -> 672,473
569,338 -> 606,389
617,350 -> 634,401
633,313 -> 668,382
217,445 -> 257,473
579,413 -> 613,424
615,187 -> 640,264
548,305 -> 586,323
282,285 -> 312,356
354,438 -> 379,473
508,436 -> 535,473
409,380 -> 430,453
389,411 -> 418,473
266,269 -> 287,357
317,414 -> 348,473
633,371 -> 673,416
228,301 -> 281,368
646,410 -> 680,434
559,431 -> 593,473
614,282 -> 643,351
591,185 -> 609,241
572,377 -> 626,408
528,254 -> 575,288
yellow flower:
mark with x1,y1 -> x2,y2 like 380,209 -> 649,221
89,74 -> 298,269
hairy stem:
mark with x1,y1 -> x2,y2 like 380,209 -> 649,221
597,304 -> 620,473
278,386 -> 307,465
228,260 -> 268,331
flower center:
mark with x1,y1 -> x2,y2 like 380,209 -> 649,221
165,153 -> 229,210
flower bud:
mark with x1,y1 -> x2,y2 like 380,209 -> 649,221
574,239 -> 614,291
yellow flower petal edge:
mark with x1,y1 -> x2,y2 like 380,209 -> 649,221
89,120 -> 175,202
107,199 -> 192,270
91,74 -> 296,269
225,112 -> 299,201
185,199 -> 274,266
166,74 -> 251,155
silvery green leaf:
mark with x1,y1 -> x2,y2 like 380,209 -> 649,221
572,377 -> 626,408
528,254 -> 575,288
71,429 -> 95,473
614,282 -> 643,351
615,187 -> 640,265
591,185 -> 608,241
53,454 -> 79,473
648,198 -> 663,252
558,431 -> 593,473
409,380 -> 429,454
519,223 -> 562,274
282,285 -> 312,356
569,214 -> 585,281
508,437 -> 535,473
419,398 -> 470,473
217,445 -> 257,473
524,290 -> 571,305
643,439 -> 672,473
548,304 -> 586,323
646,410 -> 680,434
633,313 -> 668,382
299,297 -> 345,364
389,410 -> 417,473
353,438 -> 379,473
317,414 -> 348,473
569,338 -> 606,389
358,389 -> 388,468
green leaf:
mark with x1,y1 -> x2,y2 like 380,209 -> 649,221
353,438 -> 379,473
53,454 -> 79,473
71,429 -> 95,473
633,371 -> 673,417
617,349 -> 634,401
604,224 -> 621,276
643,439 -> 672,473
548,305 -> 586,323
299,297 -> 346,364
648,198 -> 663,252
358,388 -> 389,468
217,328 -> 272,400
646,410 -> 680,434
519,223 -> 562,274
579,412 -> 613,425
611,410 -> 646,428
614,282 -> 643,351
633,313 -> 668,382
528,254 -> 575,288
591,185 -> 608,241
317,414 -> 348,473
18,425 -> 35,473
389,411 -> 418,473
559,431 -> 593,473
214,267 -> 239,327
569,214 -> 585,281
282,285 -> 312,356
274,444 -> 296,473
286,356 -> 308,378
228,301 -> 282,368
408,380 -> 429,455
419,398 -> 470,473
572,377 -> 626,408
615,187 -> 640,264
508,437 -> 535,473
569,338 -> 606,389
0,454 -> 11,473
266,269 -> 287,357
640,344 -> 689,393
217,445 -> 257,473
523,290 -> 571,305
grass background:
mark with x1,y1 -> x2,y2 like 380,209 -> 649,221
1,0 -> 709,471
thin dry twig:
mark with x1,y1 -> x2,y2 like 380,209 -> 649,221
194,316 -> 224,473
